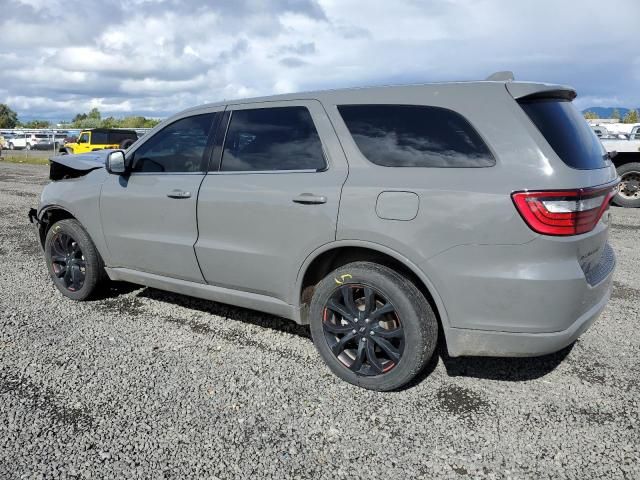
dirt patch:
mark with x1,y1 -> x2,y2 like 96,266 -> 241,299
0,188 -> 39,198
611,223 -> 640,231
611,281 -> 640,301
435,384 -> 491,417
97,296 -> 146,316
571,361 -> 606,385
0,372 -> 93,432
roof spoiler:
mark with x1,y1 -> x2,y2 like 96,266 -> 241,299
506,83 -> 577,101
485,71 -> 514,81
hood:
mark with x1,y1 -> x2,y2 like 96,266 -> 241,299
49,150 -> 113,181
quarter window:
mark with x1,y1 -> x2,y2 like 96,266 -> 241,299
131,113 -> 215,173
221,107 -> 326,172
338,105 -> 495,167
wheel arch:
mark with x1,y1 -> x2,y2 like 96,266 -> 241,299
295,241 -> 449,329
38,205 -> 77,248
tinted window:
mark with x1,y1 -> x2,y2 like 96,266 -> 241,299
132,114 -> 215,173
92,131 -> 109,144
338,105 -> 495,167
221,107 -> 325,172
519,99 -> 606,169
108,131 -> 137,144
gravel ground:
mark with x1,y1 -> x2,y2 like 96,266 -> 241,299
1,162 -> 638,479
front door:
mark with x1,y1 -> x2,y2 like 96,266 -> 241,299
75,132 -> 91,154
100,111 -> 219,283
194,100 -> 348,303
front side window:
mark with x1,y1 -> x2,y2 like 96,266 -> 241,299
338,104 -> 495,168
131,113 -> 215,173
78,133 -> 89,144
221,106 -> 326,172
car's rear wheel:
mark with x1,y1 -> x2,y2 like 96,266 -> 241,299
613,162 -> 640,208
44,219 -> 105,300
309,261 -> 438,391
8,143 -> 14,150
25,143 -> 31,150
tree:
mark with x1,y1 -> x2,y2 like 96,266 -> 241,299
611,108 -> 621,121
583,111 -> 599,120
0,104 -> 18,128
22,119 -> 51,128
87,107 -> 101,120
622,109 -> 639,124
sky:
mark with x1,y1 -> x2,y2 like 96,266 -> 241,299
0,0 -> 638,121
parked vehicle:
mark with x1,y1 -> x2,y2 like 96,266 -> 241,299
32,134 -> 67,151
30,77 -> 618,390
7,132 -> 39,150
0,133 -> 15,149
600,130 -> 640,208
62,128 -> 138,154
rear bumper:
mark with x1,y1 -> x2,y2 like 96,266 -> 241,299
444,283 -> 610,357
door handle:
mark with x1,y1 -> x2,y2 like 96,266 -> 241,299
167,189 -> 192,199
292,193 -> 327,205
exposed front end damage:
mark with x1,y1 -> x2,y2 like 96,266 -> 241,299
48,151 -> 110,181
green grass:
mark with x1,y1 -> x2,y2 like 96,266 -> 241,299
0,155 -> 49,165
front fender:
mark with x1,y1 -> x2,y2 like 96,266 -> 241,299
38,169 -> 111,265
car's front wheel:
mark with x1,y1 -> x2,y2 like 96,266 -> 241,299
44,219 -> 105,300
309,261 -> 438,391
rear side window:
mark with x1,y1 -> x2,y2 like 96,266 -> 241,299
91,131 -> 109,144
518,99 -> 606,169
108,131 -> 137,144
221,107 -> 326,172
337,105 -> 495,168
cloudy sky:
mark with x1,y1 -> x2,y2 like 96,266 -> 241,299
1,0 -> 638,121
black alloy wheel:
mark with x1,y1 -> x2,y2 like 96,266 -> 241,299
322,284 -> 405,376
50,232 -> 87,292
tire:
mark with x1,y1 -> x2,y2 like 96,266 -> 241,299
26,143 -> 31,150
119,139 -> 134,149
613,162 -> 640,208
309,261 -> 438,391
8,143 -> 14,150
44,219 -> 106,301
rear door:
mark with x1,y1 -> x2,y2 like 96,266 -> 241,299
195,100 -> 348,303
100,110 -> 220,282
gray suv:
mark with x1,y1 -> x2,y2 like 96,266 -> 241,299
30,78 -> 619,390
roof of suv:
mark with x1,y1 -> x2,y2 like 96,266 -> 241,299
180,80 -> 575,115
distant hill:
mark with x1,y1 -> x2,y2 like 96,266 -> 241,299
582,107 -> 639,119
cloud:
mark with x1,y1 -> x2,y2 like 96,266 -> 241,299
0,0 -> 638,121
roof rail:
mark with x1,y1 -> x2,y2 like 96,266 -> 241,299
485,71 -> 514,81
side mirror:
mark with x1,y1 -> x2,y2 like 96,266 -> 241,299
106,150 -> 127,174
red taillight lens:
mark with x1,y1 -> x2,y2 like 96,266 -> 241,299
512,184 -> 618,236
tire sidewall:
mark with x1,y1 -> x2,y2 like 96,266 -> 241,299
44,219 -> 102,301
613,162 -> 640,208
309,262 -> 437,391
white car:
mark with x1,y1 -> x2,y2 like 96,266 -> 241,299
7,132 -> 43,150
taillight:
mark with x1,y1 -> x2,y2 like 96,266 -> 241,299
512,183 -> 618,236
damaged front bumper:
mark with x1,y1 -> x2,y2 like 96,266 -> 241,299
28,207 -> 40,225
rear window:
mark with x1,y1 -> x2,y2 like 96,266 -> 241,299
518,99 -> 606,169
337,105 -> 495,168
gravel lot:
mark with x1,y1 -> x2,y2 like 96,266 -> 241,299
1,162 -> 638,479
